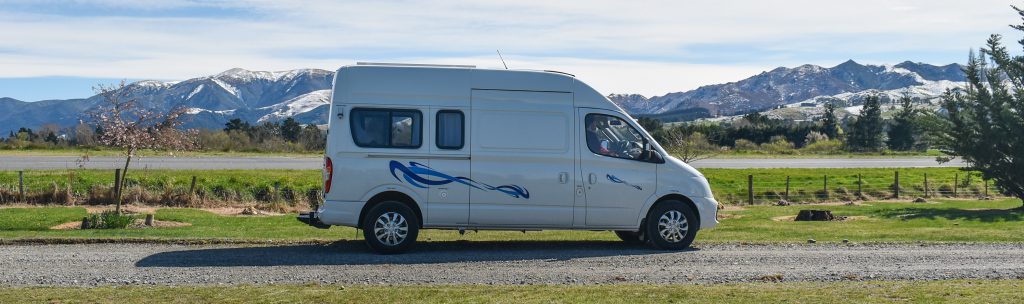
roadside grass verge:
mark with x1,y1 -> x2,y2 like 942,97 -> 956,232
2,199 -> 1021,243
0,167 -> 997,206
2,280 -> 1022,303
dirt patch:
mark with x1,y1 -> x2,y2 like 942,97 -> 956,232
772,215 -> 873,222
50,219 -> 191,230
720,205 -> 746,211
717,213 -> 745,220
204,207 -> 284,217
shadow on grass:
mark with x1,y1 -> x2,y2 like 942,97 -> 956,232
135,240 -> 696,267
871,206 -> 1024,222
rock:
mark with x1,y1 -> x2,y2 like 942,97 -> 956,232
913,197 -> 927,203
844,201 -> 856,206
241,206 -> 260,215
842,239 -> 849,243
80,217 -> 91,229
795,210 -> 836,221
144,214 -> 154,226
775,200 -> 791,206
807,239 -> 817,244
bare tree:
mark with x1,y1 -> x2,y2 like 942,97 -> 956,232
663,130 -> 719,163
87,80 -> 196,213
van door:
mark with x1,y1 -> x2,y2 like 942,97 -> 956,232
424,107 -> 471,227
577,109 -> 657,228
469,89 -> 576,227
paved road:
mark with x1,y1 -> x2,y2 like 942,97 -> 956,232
0,155 -> 960,170
0,242 -> 1020,286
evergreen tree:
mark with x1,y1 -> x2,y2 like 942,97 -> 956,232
280,117 -> 302,142
847,95 -> 884,152
637,117 -> 662,133
887,94 -> 918,151
821,102 -> 842,139
936,22 -> 1024,206
224,118 -> 251,132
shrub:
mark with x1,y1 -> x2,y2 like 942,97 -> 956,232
84,210 -> 135,229
801,139 -> 843,153
734,139 -> 758,151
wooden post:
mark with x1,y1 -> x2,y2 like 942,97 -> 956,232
954,173 -> 958,197
894,171 -> 900,199
747,175 -> 754,205
18,171 -> 24,202
274,181 -> 280,200
924,173 -> 930,198
114,168 -> 122,200
823,175 -> 829,200
189,176 -> 197,194
784,176 -> 790,201
857,174 -> 863,199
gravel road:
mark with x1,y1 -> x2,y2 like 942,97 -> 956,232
1,242 -> 1022,286
0,155 -> 961,170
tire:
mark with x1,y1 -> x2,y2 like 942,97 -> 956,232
362,201 -> 419,254
644,200 -> 699,250
614,230 -> 644,245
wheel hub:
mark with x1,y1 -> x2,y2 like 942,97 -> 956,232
373,212 -> 408,246
657,210 -> 689,243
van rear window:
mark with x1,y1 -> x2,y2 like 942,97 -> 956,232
436,110 -> 464,149
350,108 -> 422,148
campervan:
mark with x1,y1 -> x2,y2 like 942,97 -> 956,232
299,63 -> 718,253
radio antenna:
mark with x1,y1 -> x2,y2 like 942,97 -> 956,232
496,50 -> 508,69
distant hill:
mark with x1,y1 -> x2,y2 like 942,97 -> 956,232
609,60 -> 965,120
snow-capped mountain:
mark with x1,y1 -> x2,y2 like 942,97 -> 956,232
0,68 -> 334,132
609,60 -> 965,119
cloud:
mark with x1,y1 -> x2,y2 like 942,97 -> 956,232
0,0 -> 1019,97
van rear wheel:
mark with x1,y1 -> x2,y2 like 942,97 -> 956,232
614,230 -> 644,245
362,201 -> 419,254
644,200 -> 698,250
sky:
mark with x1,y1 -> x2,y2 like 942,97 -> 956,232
0,0 -> 1020,101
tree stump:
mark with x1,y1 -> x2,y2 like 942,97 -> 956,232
80,217 -> 91,229
145,214 -> 154,226
795,210 -> 835,221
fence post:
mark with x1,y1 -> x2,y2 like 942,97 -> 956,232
823,175 -> 829,200
747,175 -> 754,205
924,173 -> 930,198
857,174 -> 863,200
953,173 -> 958,197
189,176 -> 197,194
18,171 -> 24,202
784,176 -> 790,201
894,171 -> 900,199
114,168 -> 121,200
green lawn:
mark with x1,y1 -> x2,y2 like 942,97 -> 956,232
0,167 -> 995,206
2,199 -> 1021,243
2,280 -> 1022,303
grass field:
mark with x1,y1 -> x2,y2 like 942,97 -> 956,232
0,167 -> 997,206
1,280 -> 1022,303
2,199 -> 1021,243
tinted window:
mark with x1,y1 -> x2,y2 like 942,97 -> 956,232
585,114 -> 646,161
436,110 -> 464,149
351,108 -> 421,148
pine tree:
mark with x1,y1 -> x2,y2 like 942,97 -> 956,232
847,95 -> 884,152
821,102 -> 842,139
937,18 -> 1024,205
887,94 -> 918,151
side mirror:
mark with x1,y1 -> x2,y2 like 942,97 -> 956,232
648,150 -> 664,163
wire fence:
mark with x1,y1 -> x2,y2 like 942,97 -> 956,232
725,171 -> 997,205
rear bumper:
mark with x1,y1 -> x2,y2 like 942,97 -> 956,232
317,200 -> 363,228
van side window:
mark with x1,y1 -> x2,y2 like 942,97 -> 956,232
350,108 -> 422,148
436,110 -> 464,149
585,114 -> 646,161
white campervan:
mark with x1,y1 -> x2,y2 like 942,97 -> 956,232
299,63 -> 718,253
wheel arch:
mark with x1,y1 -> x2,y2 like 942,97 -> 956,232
639,193 -> 701,230
358,191 -> 424,228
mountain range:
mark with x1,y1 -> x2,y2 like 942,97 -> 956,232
0,60 -> 965,133
609,60 -> 965,119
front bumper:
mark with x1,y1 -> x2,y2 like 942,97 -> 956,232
691,196 -> 720,229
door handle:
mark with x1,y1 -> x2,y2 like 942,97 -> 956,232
559,172 -> 568,184
588,173 -> 596,184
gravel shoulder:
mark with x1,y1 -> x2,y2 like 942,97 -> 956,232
1,241 -> 1022,287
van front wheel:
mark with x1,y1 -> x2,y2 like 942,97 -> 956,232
362,201 -> 419,254
644,201 -> 698,250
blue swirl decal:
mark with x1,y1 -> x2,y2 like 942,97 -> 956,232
607,174 -> 642,190
389,161 -> 530,199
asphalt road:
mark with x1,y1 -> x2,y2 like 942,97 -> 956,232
0,155 -> 960,170
0,242 -> 1021,286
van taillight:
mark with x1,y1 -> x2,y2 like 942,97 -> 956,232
324,157 -> 333,194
